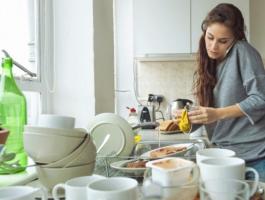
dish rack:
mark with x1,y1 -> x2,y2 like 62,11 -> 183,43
94,139 -> 208,181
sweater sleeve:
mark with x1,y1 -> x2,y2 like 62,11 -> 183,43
236,42 -> 265,125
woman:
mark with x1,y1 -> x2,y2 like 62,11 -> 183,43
188,3 -> 265,181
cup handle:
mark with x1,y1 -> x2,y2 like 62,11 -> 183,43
38,187 -> 48,200
52,183 -> 65,200
245,167 -> 260,197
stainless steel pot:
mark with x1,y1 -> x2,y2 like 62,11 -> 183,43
168,98 -> 193,119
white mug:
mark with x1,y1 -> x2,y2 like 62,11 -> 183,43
87,177 -> 138,200
37,114 -> 75,129
0,186 -> 47,200
200,179 -> 251,200
52,175 -> 105,200
196,148 -> 236,167
199,157 -> 259,196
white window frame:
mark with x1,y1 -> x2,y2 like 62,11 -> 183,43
16,0 -> 54,114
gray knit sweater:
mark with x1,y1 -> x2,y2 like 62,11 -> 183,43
205,40 -> 265,162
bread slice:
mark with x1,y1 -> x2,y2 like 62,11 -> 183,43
126,160 -> 147,168
167,122 -> 179,131
159,120 -> 174,131
159,120 -> 180,131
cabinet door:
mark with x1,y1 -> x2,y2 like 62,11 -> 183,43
191,0 -> 249,53
133,0 -> 190,55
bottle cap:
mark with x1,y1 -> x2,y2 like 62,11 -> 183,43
130,108 -> 136,113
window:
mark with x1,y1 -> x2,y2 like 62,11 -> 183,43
0,0 -> 53,124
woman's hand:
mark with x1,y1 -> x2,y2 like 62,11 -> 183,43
185,104 -> 244,124
187,106 -> 219,124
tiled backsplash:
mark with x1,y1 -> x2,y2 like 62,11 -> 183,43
136,60 -> 197,114
136,58 -> 265,117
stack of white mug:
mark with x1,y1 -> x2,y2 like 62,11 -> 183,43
196,148 -> 260,200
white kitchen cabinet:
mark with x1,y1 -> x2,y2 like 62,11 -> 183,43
133,0 -> 190,55
133,0 -> 249,55
191,0 -> 249,52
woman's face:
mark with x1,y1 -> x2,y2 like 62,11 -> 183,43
205,23 -> 235,60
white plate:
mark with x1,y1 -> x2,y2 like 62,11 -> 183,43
110,159 -> 147,175
87,113 -> 134,157
0,158 -> 37,187
140,143 -> 194,159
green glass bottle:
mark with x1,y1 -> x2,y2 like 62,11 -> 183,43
0,57 -> 27,174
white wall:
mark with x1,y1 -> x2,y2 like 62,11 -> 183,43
53,0 -> 95,128
93,0 -> 115,114
250,0 -> 265,57
52,0 -> 115,128
114,0 -> 137,119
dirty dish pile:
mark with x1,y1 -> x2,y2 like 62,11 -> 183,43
23,124 -> 96,191
140,143 -> 194,160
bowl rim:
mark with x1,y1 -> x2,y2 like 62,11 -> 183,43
23,127 -> 87,138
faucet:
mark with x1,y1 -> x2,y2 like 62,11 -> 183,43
1,49 -> 37,77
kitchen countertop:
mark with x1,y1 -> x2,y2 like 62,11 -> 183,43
137,127 -> 210,146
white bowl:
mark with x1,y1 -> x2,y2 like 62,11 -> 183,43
37,114 -> 75,129
45,135 -> 96,168
36,163 -> 95,191
24,132 -> 86,163
63,137 -> 96,168
24,125 -> 86,138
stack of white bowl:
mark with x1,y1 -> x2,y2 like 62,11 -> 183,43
23,115 -> 96,191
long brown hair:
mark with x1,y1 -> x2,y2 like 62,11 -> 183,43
193,3 -> 246,107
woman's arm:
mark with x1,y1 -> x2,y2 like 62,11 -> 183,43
188,104 -> 244,124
